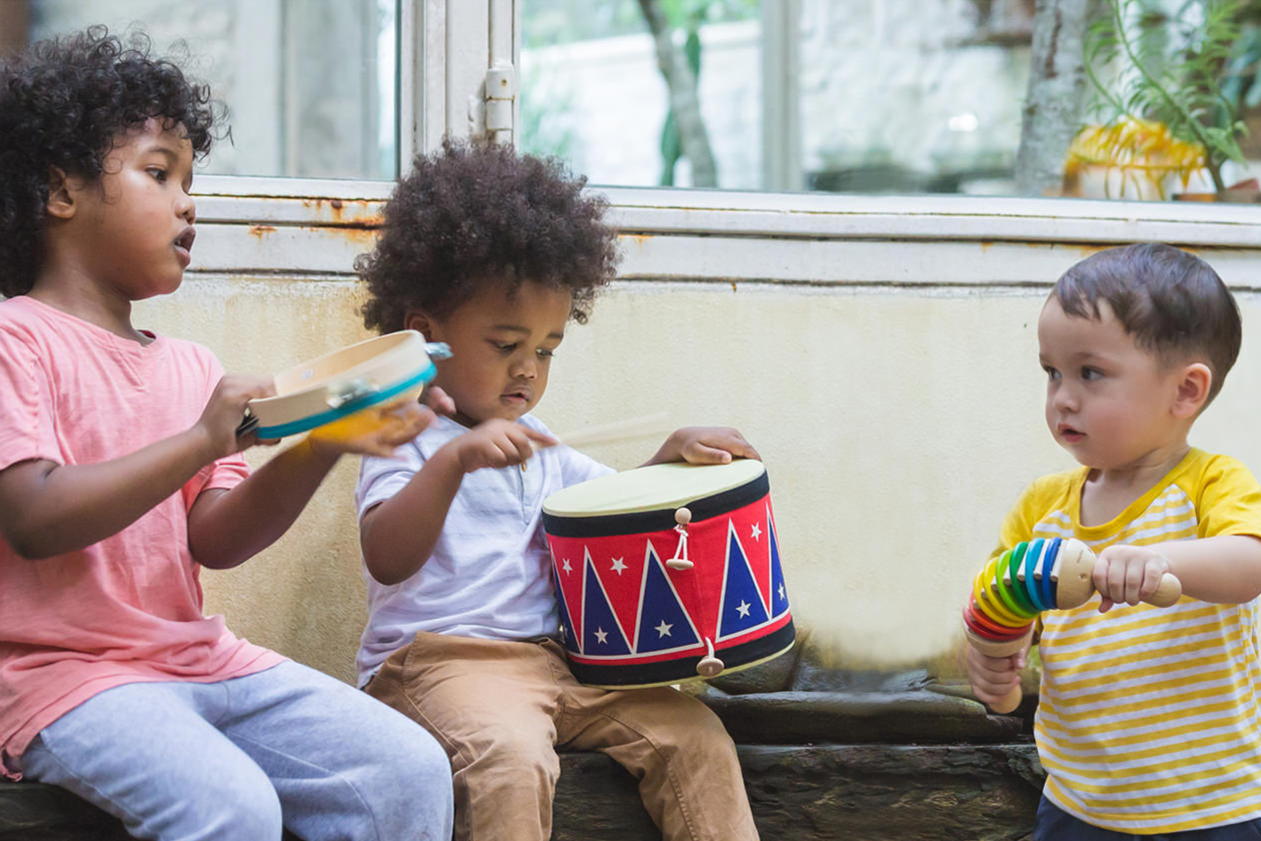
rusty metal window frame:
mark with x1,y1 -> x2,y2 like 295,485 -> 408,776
189,173 -> 1261,285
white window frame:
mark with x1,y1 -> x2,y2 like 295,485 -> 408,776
190,0 -> 1261,288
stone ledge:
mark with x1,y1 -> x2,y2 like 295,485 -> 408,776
555,742 -> 1041,841
3,743 -> 1039,841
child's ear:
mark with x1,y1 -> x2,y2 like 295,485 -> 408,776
1172,362 -> 1212,418
404,310 -> 438,339
45,167 -> 77,220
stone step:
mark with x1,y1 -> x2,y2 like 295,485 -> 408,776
4,743 -> 1039,841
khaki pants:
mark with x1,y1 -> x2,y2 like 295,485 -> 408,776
367,633 -> 759,841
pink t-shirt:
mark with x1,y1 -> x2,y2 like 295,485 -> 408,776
0,296 -> 283,779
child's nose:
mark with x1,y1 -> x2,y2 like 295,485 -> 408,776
1052,384 -> 1077,411
177,193 -> 196,224
511,354 -> 537,379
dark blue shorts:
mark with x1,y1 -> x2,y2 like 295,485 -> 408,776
1035,796 -> 1261,841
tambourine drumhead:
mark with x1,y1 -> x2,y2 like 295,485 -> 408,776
248,330 -> 438,438
542,459 -> 766,518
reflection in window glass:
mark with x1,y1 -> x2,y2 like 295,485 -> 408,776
21,0 -> 398,180
521,0 -> 1038,194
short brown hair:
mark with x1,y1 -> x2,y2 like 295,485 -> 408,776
1052,243 -> 1241,405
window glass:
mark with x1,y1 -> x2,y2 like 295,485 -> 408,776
18,0 -> 399,180
521,0 -> 1260,200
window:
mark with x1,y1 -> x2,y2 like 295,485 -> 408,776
19,0 -> 399,180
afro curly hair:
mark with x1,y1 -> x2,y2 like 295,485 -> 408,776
0,26 -> 223,297
357,139 -> 620,334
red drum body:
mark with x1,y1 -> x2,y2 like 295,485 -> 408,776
542,460 -> 794,688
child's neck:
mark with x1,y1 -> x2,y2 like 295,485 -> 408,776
28,270 -> 147,345
1078,439 -> 1191,527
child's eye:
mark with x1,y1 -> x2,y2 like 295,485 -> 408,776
147,168 -> 168,183
491,341 -> 517,353
536,348 -> 554,359
1043,365 -> 1060,381
1081,367 -> 1102,381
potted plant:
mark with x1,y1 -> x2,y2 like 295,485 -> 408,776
1066,0 -> 1256,201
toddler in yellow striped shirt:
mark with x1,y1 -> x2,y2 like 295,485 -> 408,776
965,243 -> 1261,839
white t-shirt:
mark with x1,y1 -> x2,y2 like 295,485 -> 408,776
354,413 -> 613,687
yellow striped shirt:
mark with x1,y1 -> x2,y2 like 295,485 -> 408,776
996,448 -> 1261,834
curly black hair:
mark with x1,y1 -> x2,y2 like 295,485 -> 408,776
357,139 -> 620,333
0,26 -> 223,297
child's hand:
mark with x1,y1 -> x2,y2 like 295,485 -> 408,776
308,398 -> 443,459
651,426 -> 760,466
195,374 -> 276,460
963,642 -> 1025,708
448,419 -> 557,473
1092,544 -> 1173,612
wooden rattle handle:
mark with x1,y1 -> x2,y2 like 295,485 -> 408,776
1147,573 -> 1183,607
1053,539 -> 1183,609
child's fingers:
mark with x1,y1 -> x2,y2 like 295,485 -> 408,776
681,440 -> 734,465
423,385 -> 455,416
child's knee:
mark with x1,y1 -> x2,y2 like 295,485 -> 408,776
191,778 -> 283,839
467,725 -> 559,784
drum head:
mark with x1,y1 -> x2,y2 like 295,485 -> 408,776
543,459 -> 765,518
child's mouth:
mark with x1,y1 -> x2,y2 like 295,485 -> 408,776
1058,424 -> 1084,442
173,228 -> 196,265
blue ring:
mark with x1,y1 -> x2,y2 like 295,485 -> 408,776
1040,536 -> 1061,609
1023,537 -> 1047,611
254,361 -> 436,439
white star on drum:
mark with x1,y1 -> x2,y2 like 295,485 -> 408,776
561,558 -> 572,574
595,627 -> 608,644
736,600 -> 751,618
751,523 -> 761,541
654,620 -> 673,638
610,557 -> 627,575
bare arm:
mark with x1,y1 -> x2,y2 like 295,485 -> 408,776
360,445 -> 466,586
189,399 -> 442,570
1095,535 -> 1261,610
0,374 -> 271,560
0,430 -> 215,560
360,418 -> 556,585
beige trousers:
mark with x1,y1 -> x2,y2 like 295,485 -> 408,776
366,633 -> 759,841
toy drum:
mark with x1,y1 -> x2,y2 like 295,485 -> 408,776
242,330 -> 450,439
542,459 -> 794,688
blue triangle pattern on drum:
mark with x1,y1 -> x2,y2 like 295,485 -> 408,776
635,547 -> 700,653
768,506 -> 789,619
554,566 -> 580,655
583,555 -> 630,655
719,521 -> 770,640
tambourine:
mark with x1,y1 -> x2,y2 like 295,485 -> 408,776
964,536 -> 1182,713
542,459 -> 794,689
238,330 -> 450,439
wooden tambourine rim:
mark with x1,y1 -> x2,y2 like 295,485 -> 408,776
247,330 -> 436,438
252,363 -> 435,439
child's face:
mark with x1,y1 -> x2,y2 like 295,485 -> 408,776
64,118 -> 196,300
1038,296 -> 1188,470
418,281 -> 573,425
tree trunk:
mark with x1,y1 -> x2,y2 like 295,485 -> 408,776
1014,0 -> 1097,196
637,0 -> 718,187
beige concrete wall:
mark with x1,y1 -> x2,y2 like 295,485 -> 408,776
134,263 -> 1261,685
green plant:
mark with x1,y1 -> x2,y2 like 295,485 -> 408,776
1082,0 -> 1249,192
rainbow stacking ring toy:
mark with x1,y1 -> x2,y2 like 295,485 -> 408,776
963,537 -> 1181,713
242,330 -> 450,439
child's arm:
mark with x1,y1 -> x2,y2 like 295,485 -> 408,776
188,396 -> 446,570
359,418 -> 557,585
0,374 -> 271,560
643,426 -> 761,466
1093,536 -> 1261,611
